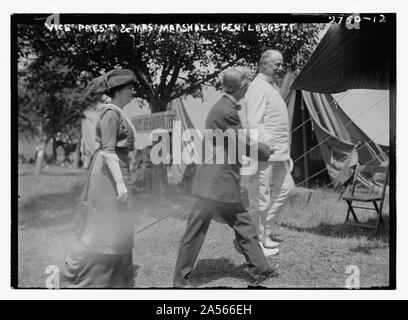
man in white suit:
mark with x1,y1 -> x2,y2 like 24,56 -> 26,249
241,49 -> 295,254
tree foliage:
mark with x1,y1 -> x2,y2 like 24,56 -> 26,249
18,22 -> 324,114
18,56 -> 87,144
18,21 -> 324,175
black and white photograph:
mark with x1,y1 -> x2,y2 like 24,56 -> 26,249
12,12 -> 396,291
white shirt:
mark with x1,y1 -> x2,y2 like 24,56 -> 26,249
242,73 -> 290,162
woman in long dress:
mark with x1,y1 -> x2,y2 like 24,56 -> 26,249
61,69 -> 138,288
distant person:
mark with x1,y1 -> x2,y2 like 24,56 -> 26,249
173,67 -> 278,288
61,69 -> 138,288
241,50 -> 295,252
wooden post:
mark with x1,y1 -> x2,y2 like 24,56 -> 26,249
35,140 -> 48,175
300,97 -> 309,188
74,134 -> 82,169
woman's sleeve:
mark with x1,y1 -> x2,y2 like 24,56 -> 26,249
99,110 -> 125,188
99,110 -> 120,153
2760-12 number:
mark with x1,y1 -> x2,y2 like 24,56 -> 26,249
329,14 -> 386,24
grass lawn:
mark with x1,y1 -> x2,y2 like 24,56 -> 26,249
17,165 -> 390,288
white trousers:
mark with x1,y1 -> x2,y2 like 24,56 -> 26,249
246,160 -> 295,241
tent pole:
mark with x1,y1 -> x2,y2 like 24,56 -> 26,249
300,96 -> 309,188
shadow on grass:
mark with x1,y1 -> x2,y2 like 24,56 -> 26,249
281,215 -> 390,243
18,171 -> 35,177
18,165 -> 86,177
190,258 -> 251,287
19,183 -> 193,231
18,171 -> 85,177
18,182 -> 84,230
40,171 -> 85,177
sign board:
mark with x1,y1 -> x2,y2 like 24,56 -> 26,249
131,111 -> 176,133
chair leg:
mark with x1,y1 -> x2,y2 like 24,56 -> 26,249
376,218 -> 381,233
375,209 -> 383,233
373,201 -> 384,227
350,203 -> 359,223
345,201 -> 351,222
345,201 -> 359,223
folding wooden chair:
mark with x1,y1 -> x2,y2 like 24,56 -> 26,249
342,163 -> 389,232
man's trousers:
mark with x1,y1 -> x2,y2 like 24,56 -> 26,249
173,197 -> 273,287
246,160 -> 295,242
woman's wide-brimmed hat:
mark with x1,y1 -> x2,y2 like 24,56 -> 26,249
89,69 -> 138,94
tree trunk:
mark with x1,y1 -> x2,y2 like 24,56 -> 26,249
51,136 -> 57,163
74,135 -> 82,169
49,93 -> 57,163
35,137 -> 49,175
150,98 -> 168,193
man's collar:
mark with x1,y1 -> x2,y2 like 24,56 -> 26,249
257,73 -> 273,83
223,92 -> 239,107
257,73 -> 279,89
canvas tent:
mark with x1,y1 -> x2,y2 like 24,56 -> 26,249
281,73 -> 389,187
291,23 -> 395,93
332,89 -> 389,147
288,22 -> 393,188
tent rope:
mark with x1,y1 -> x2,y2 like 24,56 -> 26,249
134,92 -> 388,236
290,90 -> 350,135
134,129 -> 389,236
135,198 -> 195,234
317,149 -> 389,196
294,129 -> 389,188
292,95 -> 388,166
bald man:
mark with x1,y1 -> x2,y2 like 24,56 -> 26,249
173,67 -> 278,288
241,50 -> 295,252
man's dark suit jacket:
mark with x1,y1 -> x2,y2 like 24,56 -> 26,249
191,95 -> 269,204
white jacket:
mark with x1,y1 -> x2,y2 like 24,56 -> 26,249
242,73 -> 290,162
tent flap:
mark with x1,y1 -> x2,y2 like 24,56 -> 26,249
282,72 -> 388,186
291,23 -> 394,93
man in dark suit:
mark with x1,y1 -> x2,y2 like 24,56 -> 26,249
173,68 -> 278,288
